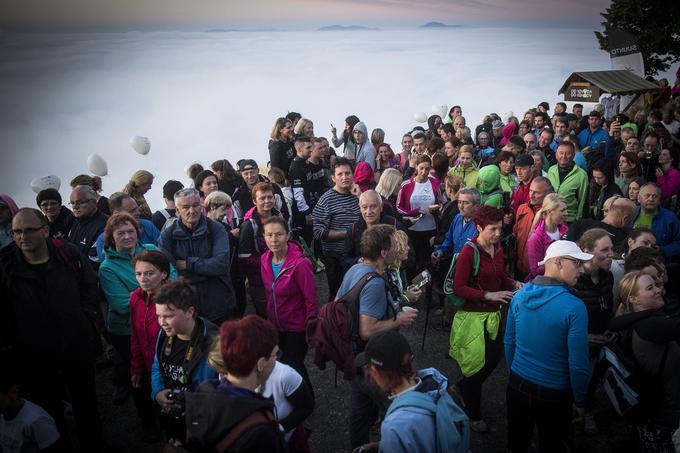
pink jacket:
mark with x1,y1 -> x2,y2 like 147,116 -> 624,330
657,166 -> 680,202
129,288 -> 161,377
526,218 -> 568,279
261,241 -> 317,333
396,176 -> 443,216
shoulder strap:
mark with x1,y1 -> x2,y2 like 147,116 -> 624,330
466,242 -> 480,277
344,271 -> 383,343
386,391 -> 436,418
215,410 -> 275,453
160,209 -> 171,221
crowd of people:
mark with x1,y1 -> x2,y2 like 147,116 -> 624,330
2,78 -> 680,453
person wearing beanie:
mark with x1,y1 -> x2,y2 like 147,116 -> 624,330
36,189 -> 74,240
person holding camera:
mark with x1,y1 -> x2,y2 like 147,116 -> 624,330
151,278 -> 218,443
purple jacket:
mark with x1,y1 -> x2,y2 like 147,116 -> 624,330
657,166 -> 680,202
261,241 -> 317,333
526,218 -> 568,279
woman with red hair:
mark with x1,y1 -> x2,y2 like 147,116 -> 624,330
449,206 -> 522,433
184,315 -> 287,452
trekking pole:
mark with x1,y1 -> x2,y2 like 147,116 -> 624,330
421,292 -> 431,351
334,365 -> 338,388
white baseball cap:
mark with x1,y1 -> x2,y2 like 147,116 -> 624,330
538,240 -> 594,266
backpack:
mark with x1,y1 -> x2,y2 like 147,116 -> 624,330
385,386 -> 470,453
599,330 -> 668,421
306,272 -> 384,380
442,241 -> 480,309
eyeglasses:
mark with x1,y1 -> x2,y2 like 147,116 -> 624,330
12,226 -> 45,236
561,257 -> 584,267
69,199 -> 94,208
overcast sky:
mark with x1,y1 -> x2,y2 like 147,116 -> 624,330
1,0 -> 611,30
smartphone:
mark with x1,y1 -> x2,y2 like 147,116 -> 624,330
410,270 -> 431,291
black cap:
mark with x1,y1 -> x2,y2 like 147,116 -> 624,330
36,188 -> 61,206
237,159 -> 258,172
515,153 -> 534,168
588,110 -> 602,118
354,330 -> 412,371
538,101 -> 550,110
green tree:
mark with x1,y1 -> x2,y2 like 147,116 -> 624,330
594,0 -> 680,76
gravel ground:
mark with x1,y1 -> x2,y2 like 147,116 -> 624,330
91,300 -> 633,453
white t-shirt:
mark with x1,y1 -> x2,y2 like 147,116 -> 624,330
409,180 -> 437,232
546,229 -> 561,241
663,120 -> 680,137
262,361 -> 303,442
0,400 -> 60,453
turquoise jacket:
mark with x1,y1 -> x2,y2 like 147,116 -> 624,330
100,243 -> 176,335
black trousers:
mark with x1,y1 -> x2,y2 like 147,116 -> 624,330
407,229 -> 435,281
279,331 -> 312,395
458,329 -> 502,421
23,356 -> 102,451
109,334 -> 157,427
349,370 -> 390,449
506,372 -> 572,453
322,255 -> 344,300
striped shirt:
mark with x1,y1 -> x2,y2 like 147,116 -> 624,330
313,189 -> 360,256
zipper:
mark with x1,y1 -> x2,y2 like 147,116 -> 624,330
271,261 -> 295,330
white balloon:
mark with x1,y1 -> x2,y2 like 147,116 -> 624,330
414,112 -> 428,123
30,175 -> 61,193
87,154 -> 108,176
432,104 -> 448,119
130,135 -> 151,155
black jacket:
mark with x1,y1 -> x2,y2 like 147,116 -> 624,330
67,210 -> 108,269
572,269 -> 614,335
608,309 -> 680,427
0,239 -> 100,366
185,379 -> 286,453
269,139 -> 295,179
232,176 -> 290,223
342,213 -> 412,273
49,206 -> 74,240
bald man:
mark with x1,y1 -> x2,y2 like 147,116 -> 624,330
567,197 -> 637,250
0,208 -> 102,450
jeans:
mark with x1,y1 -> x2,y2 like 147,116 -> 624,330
506,372 -> 573,453
458,329 -> 502,421
349,370 -> 390,449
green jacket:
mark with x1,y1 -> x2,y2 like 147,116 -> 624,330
99,243 -> 176,335
448,165 -> 479,190
499,173 -> 517,194
548,164 -> 589,222
478,165 -> 504,208
448,310 -> 500,377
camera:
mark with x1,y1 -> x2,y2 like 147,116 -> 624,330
166,389 -> 186,419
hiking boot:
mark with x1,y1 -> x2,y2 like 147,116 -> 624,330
112,385 -> 129,406
470,419 -> 488,433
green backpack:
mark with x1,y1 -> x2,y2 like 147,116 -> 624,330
442,241 -> 480,309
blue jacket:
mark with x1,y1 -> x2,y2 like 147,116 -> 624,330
578,127 -> 609,151
632,206 -> 680,258
159,216 -> 236,321
381,368 -> 470,453
434,214 -> 477,256
99,243 -> 176,335
151,317 -> 218,400
504,276 -> 590,406
95,218 -> 160,262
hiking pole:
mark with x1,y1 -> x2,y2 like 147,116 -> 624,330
421,293 -> 431,351
334,365 -> 338,388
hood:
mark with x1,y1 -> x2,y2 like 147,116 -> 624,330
607,308 -> 659,332
499,122 -> 517,146
513,277 -> 572,310
352,121 -> 368,143
0,194 -> 19,217
478,165 -> 501,194
415,367 -> 449,399
185,379 -> 274,446
354,162 -> 374,192
264,240 -> 306,266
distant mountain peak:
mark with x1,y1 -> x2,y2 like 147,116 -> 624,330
317,25 -> 379,31
419,22 -> 460,29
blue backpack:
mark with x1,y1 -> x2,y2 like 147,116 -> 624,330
385,382 -> 470,453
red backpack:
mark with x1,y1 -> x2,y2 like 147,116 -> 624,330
306,272 -> 382,380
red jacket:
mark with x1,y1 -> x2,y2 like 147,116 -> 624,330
261,241 -> 317,333
510,179 -> 532,214
129,288 -> 161,377
453,237 -> 515,312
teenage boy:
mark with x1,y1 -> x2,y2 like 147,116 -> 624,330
151,279 -> 218,442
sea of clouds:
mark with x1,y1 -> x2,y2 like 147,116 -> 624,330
1,27 -> 622,209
